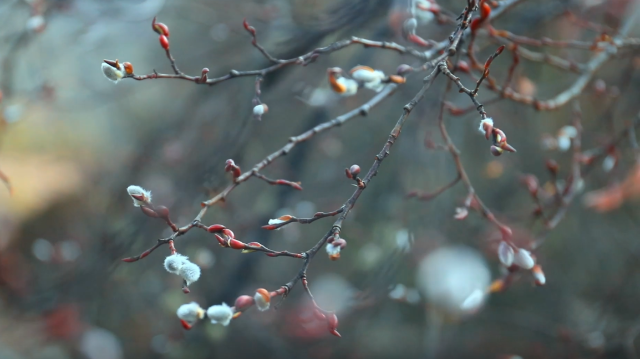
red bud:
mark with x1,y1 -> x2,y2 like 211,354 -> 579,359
457,60 -> 470,73
546,159 -> 559,174
222,228 -> 235,239
159,35 -> 169,50
207,224 -> 226,233
242,19 -> 256,35
154,205 -> 170,219
140,206 -> 158,218
470,18 -> 483,32
480,2 -> 492,20
228,239 -> 245,250
152,17 -> 170,37
214,234 -> 228,247
490,145 -> 504,156
180,319 -> 192,330
234,295 -> 254,311
262,225 -> 277,230
327,313 -> 340,337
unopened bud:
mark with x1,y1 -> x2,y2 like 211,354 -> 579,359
532,264 -> 546,286
396,64 -> 413,75
234,295 -> 254,311
253,104 -> 268,117
327,313 -> 340,337
514,248 -> 535,270
207,224 -> 226,233
152,17 -> 170,37
254,288 -> 271,311
349,164 -> 361,178
498,241 -> 514,267
159,35 -> 170,50
546,159 -> 559,174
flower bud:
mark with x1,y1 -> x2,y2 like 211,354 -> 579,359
123,62 -> 134,75
254,288 -> 271,311
159,35 -> 169,50
514,248 -> 535,270
234,295 -> 254,311
490,145 -> 504,156
253,104 -> 268,117
327,313 -> 340,337
199,68 -> 209,83
152,17 -> 170,37
207,224 -> 226,233
222,228 -> 235,239
454,207 -> 468,220
140,206 -> 158,218
532,264 -> 546,286
127,185 -> 152,207
498,241 -> 514,267
228,239 -> 245,250
396,64 -> 413,76
177,302 -> 205,325
457,60 -> 470,73
214,234 -> 229,247
403,18 -> 418,35
164,253 -> 188,274
478,118 -> 494,139
179,261 -> 201,285
206,303 -> 234,326
154,205 -> 170,219
349,164 -> 361,178
102,60 -> 125,84
480,2 -> 492,19
546,159 -> 559,174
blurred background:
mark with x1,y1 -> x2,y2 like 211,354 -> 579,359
1,0 -> 640,358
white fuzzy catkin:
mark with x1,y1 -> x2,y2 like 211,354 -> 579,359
179,262 -> 201,285
102,63 -> 125,84
164,254 -> 188,274
126,185 -> 151,207
254,292 -> 270,312
176,302 -> 204,323
498,241 -> 514,267
514,248 -> 535,269
206,303 -> 234,326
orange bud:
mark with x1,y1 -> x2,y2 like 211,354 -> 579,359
123,62 -> 134,75
255,288 -> 270,303
480,2 -> 492,19
488,279 -> 505,293
388,75 -> 406,84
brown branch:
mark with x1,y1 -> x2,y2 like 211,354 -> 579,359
128,37 -> 427,85
406,175 -> 462,201
437,81 -> 513,241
